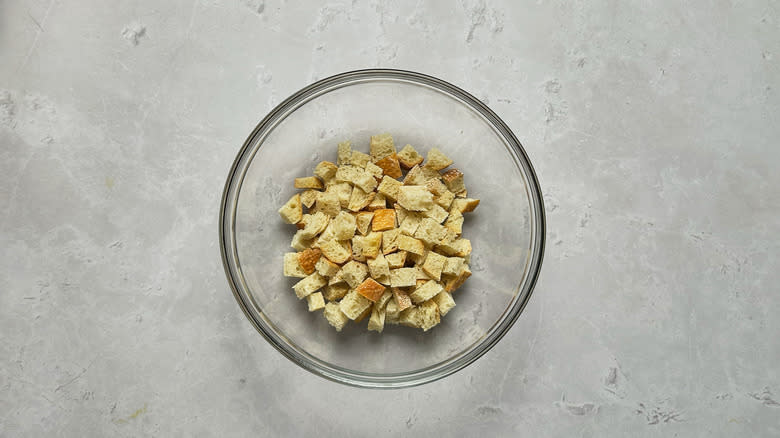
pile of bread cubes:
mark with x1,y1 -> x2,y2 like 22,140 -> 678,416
278,133 -> 479,333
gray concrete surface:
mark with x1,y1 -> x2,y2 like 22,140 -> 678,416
2,0 -> 779,436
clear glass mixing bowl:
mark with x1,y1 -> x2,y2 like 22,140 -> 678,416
219,69 -> 545,388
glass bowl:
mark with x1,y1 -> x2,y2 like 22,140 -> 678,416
219,69 -> 545,388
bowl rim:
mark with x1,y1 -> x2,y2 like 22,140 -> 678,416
219,68 -> 546,389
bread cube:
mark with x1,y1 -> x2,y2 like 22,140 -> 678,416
409,280 -> 443,304
397,185 -> 435,211
294,176 -> 323,190
339,260 -> 369,289
372,208 -> 396,231
292,272 -> 327,299
306,292 -> 326,311
323,302 -> 349,331
389,268 -> 417,287
283,252 -> 308,278
278,193 -> 302,224
396,144 -> 424,168
424,147 -> 453,171
369,133 -> 396,160
339,289 -> 372,320
356,277 -> 386,302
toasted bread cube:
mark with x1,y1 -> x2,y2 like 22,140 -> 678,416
365,161 -> 383,181
352,232 -> 382,260
421,251 -> 446,281
292,272 -> 327,299
347,186 -> 375,212
364,232 -> 385,258
353,170 -> 378,193
300,190 -> 320,209
323,181 -> 351,207
444,265 -> 472,292
374,154 -> 403,178
334,165 -> 361,184
376,289 -> 393,308
339,260 -> 369,289
441,169 -> 465,194
339,289 -> 372,320
320,239 -> 352,264
398,212 -> 423,236
372,208 -> 396,231
385,299 -> 401,324
414,264 -> 431,279
432,291 -> 456,316
409,280 -> 443,304
440,227 -> 458,246
377,176 -> 403,201
414,218 -> 447,246
422,204 -> 449,223
375,274 -> 391,286
315,161 -> 339,184
337,141 -> 352,165
366,193 -> 387,211
396,234 -> 425,255
392,288 -> 413,311
332,211 -> 357,240
385,251 -> 407,269
382,228 -> 400,254
325,182 -> 351,208
350,150 -> 371,167
355,211 -> 374,236
424,147 -> 453,171
434,190 -> 455,210
442,257 -> 465,276
298,211 -> 330,239
394,203 -> 408,224
397,185 -> 434,211
315,256 -> 341,278
396,144 -> 424,168
306,292 -> 326,311
356,277 -> 386,302
313,220 -> 335,248
367,302 -> 387,332
425,178 -> 448,196
314,190 -> 341,217
298,248 -> 322,274
294,176 -> 323,190
291,231 -> 315,251
367,253 -> 391,279
456,189 -> 468,198
451,198 -> 480,213
403,165 -> 441,186
278,193 -> 303,224
390,268 -> 417,287
283,253 -> 308,278
323,283 -> 349,301
370,133 -> 396,160
436,238 -> 471,257
328,270 -> 345,285
354,304 -> 373,323
323,302 -> 349,331
444,208 -> 463,235
297,214 -> 312,230
407,250 -> 427,266
399,300 -> 440,331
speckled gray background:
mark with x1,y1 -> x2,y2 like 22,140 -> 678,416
2,1 -> 779,436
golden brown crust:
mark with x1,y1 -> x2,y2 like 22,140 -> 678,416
371,208 -> 396,231
298,248 -> 322,275
356,278 -> 386,302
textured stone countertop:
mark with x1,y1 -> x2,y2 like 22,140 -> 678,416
2,1 -> 779,436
